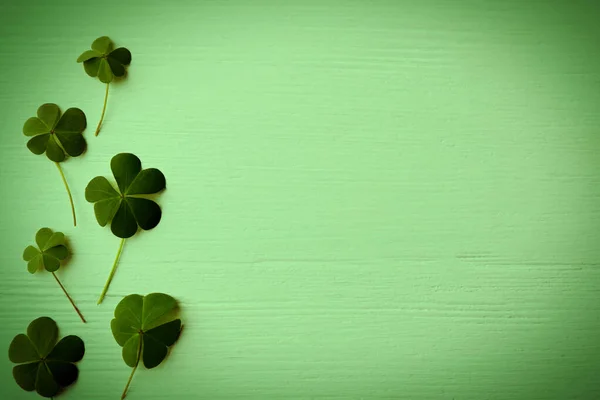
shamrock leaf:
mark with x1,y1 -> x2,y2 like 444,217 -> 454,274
22,228 -> 86,323
23,103 -> 87,226
85,153 -> 166,303
77,36 -> 131,136
8,317 -> 85,398
111,293 -> 182,399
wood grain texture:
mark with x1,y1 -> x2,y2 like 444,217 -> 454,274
0,0 -> 599,398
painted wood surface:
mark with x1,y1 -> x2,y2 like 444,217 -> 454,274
0,1 -> 599,398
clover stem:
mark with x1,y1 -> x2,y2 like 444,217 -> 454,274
95,83 -> 110,136
97,238 -> 126,304
52,272 -> 86,323
121,333 -> 143,399
55,162 -> 76,227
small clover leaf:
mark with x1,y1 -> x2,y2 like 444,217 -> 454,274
22,228 -> 86,323
85,153 -> 166,303
8,317 -> 85,398
77,36 -> 131,136
111,293 -> 182,399
22,104 -> 87,226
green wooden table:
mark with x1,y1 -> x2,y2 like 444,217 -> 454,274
1,1 -> 599,398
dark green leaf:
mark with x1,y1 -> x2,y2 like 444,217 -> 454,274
98,58 -> 113,83
111,201 -> 138,238
23,118 -> 50,136
55,108 -> 86,133
83,58 -> 101,77
127,168 -> 166,195
47,336 -> 85,362
146,319 -> 182,348
126,197 -> 162,231
9,334 -> 39,363
45,135 -> 65,162
111,153 -> 141,193
94,198 -> 122,226
55,132 -> 86,157
107,56 -> 125,77
26,134 -> 50,155
142,333 -> 168,369
45,245 -> 68,261
77,49 -> 101,63
92,36 -> 113,54
9,317 -> 85,397
42,254 -> 60,272
37,103 -> 60,130
12,362 -> 39,392
36,362 -> 59,397
113,294 -> 143,332
122,334 -> 141,368
142,293 -> 178,331
85,176 -> 120,201
27,317 -> 57,358
109,47 -> 132,66
46,361 -> 78,387
111,318 -> 139,347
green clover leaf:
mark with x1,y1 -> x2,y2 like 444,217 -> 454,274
22,103 -> 87,226
23,103 -> 87,163
111,293 -> 182,399
22,228 -> 86,323
85,153 -> 166,303
8,317 -> 85,398
23,228 -> 68,274
77,36 -> 131,136
77,36 -> 131,84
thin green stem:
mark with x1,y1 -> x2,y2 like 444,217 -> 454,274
97,238 -> 126,304
95,83 -> 109,136
55,162 -> 76,226
52,272 -> 86,323
121,334 -> 142,399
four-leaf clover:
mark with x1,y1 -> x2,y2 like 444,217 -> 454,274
85,153 -> 166,303
22,228 -> 86,323
22,103 -> 87,226
77,36 -> 132,136
111,293 -> 182,399
9,317 -> 85,398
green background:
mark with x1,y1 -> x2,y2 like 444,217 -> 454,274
1,0 -> 599,398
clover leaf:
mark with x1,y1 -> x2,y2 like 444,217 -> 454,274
77,36 -> 131,136
111,293 -> 182,399
23,103 -> 87,226
8,317 -> 85,398
23,228 -> 86,323
85,153 -> 166,304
